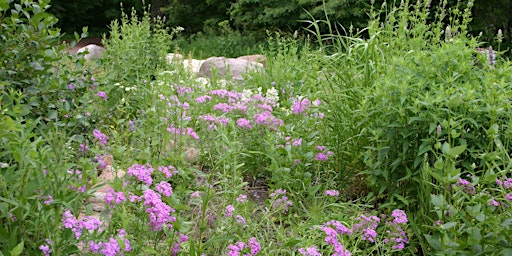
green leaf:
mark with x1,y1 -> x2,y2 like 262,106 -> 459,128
442,221 -> 457,229
424,234 -> 441,251
447,144 -> 467,157
10,241 -> 23,256
0,0 -> 10,11
431,194 -> 445,208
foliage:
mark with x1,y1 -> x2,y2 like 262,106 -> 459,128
3,0 -> 512,255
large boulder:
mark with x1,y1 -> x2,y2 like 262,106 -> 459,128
198,57 -> 264,80
77,44 -> 105,61
237,54 -> 267,66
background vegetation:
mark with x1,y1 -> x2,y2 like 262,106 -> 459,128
2,0 -> 512,255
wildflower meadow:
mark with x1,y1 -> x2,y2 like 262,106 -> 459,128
1,0 -> 512,255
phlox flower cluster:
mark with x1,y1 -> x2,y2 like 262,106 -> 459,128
93,129 -> 109,146
270,189 -> 293,213
105,188 -> 126,205
320,220 -> 352,256
167,124 -> 199,140
96,91 -> 107,101
496,177 -> 512,189
171,232 -> 189,256
198,114 -> 229,130
39,239 -> 52,256
127,163 -> 154,186
455,178 -> 476,194
224,204 -> 247,226
89,229 -> 131,256
495,177 -> 512,203
325,189 -> 340,197
227,237 -> 261,256
292,97 -> 311,115
158,165 -> 178,178
143,189 -> 176,231
298,246 -> 322,256
383,209 -> 410,250
352,214 -> 380,243
62,209 -> 102,239
314,145 -> 334,161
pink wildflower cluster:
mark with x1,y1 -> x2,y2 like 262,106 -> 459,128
93,129 -> 109,145
352,214 -> 380,242
62,209 -> 102,239
314,146 -> 334,161
384,209 -> 410,250
174,84 -> 194,95
455,178 -> 476,194
320,220 -> 352,256
105,188 -> 126,205
167,124 -> 199,140
292,97 -> 311,115
158,165 -> 178,178
224,204 -> 247,226
143,189 -> 176,231
198,114 -> 229,130
96,91 -> 107,101
227,237 -> 261,256
171,232 -> 189,256
127,163 -> 154,186
270,189 -> 293,213
89,229 -> 131,256
324,190 -> 340,197
298,246 -> 322,256
39,239 -> 52,256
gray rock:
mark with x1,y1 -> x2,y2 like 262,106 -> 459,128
198,57 -> 264,81
77,44 -> 105,61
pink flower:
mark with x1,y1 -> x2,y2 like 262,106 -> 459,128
93,129 -> 109,145
237,118 -> 252,129
292,97 -> 311,114
96,91 -> 107,101
324,190 -> 340,197
156,181 -> 173,197
225,205 -> 235,217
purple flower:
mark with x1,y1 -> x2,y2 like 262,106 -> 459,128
248,237 -> 261,255
127,163 -> 154,186
455,178 -> 476,194
506,193 -> 512,201
79,143 -> 89,152
292,138 -> 302,146
155,181 -> 173,197
39,239 -> 52,256
391,209 -> 408,224
195,95 -> 212,103
158,165 -> 178,178
213,103 -> 233,113
39,244 -> 51,256
80,216 -> 102,231
105,188 -> 126,205
236,194 -> 248,203
191,191 -> 202,197
237,118 -> 252,129
315,151 -> 334,161
96,91 -> 107,101
43,195 -> 54,205
235,215 -> 247,225
324,190 -> 340,197
225,205 -> 235,217
292,97 -> 311,114
93,129 -> 109,146
143,189 -> 176,231
298,246 -> 322,256
67,84 -> 75,90
488,198 -> 499,207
